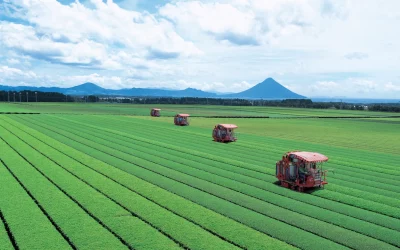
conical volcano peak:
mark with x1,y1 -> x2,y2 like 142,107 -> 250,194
227,77 -> 306,99
80,82 -> 98,87
70,82 -> 103,89
261,77 -> 279,84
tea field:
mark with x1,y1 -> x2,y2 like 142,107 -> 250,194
0,103 -> 399,249
0,102 -> 397,117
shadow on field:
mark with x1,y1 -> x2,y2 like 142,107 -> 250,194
0,112 -> 41,114
272,181 -> 325,194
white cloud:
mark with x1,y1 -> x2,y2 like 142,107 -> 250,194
159,0 -> 346,45
314,81 -> 339,89
229,81 -> 253,92
0,65 -> 38,85
6,58 -> 20,65
0,0 -> 201,68
0,66 -> 37,79
126,68 -> 154,80
384,82 -> 400,91
287,78 -> 399,98
0,22 -> 111,67
344,52 -> 369,60
350,78 -> 377,90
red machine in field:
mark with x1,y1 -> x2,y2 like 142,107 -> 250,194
212,124 -> 238,142
276,151 -> 329,192
174,114 -> 190,126
150,108 -> 161,117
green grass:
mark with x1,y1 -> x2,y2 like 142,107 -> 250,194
0,214 -> 13,250
22,114 -> 400,247
0,102 -> 396,117
0,138 -> 129,250
0,161 -> 70,250
1,116 -> 293,250
0,123 -> 183,249
0,103 -> 399,249
0,217 -> 13,250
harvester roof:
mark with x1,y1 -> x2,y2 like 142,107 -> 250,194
287,151 -> 328,163
177,114 -> 190,117
219,124 -> 238,129
152,108 -> 161,111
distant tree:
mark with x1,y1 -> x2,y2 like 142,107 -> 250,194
87,95 -> 99,102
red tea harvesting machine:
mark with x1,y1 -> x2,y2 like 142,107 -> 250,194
276,151 -> 329,192
174,114 -> 190,126
150,108 -> 161,117
212,124 -> 238,142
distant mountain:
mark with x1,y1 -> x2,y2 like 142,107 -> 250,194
0,85 -> 64,93
0,78 -> 306,99
110,87 -> 216,97
223,78 -> 305,99
67,82 -> 110,95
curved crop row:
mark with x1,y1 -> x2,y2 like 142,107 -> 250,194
36,114 -> 400,244
0,121 -> 240,250
46,115 -> 400,203
7,114 -> 400,249
72,115 -> 400,181
0,211 -> 14,250
3,116 -> 294,249
14,115 -> 396,228
6,116 -> 345,249
0,159 -> 69,250
58,114 -> 400,169
12,116 -> 398,249
0,135 -> 129,250
0,125 -> 186,250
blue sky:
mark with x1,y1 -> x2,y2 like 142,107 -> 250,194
0,0 -> 399,98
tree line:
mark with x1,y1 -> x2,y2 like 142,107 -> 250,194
1,90 -> 399,112
0,90 -> 72,102
104,97 -> 399,112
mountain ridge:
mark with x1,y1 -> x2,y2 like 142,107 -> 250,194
0,78 -> 306,99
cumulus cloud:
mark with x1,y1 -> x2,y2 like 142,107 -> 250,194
344,52 -> 369,60
0,22 -> 111,67
0,65 -> 38,85
314,81 -> 339,89
159,0 -> 346,45
126,68 -> 154,80
6,58 -> 20,65
350,78 -> 377,90
0,66 -> 37,79
319,79 -> 376,95
289,77 -> 395,97
0,0 -> 201,69
384,82 -> 400,91
228,81 -> 254,92
146,49 -> 180,60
